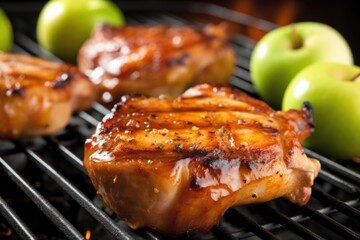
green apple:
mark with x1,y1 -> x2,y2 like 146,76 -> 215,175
0,8 -> 13,52
282,62 -> 360,160
250,22 -> 353,109
37,0 -> 125,62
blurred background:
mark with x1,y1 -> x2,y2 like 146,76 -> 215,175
1,0 -> 359,64
212,0 -> 359,65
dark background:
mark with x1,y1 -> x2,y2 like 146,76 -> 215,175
1,0 -> 359,65
202,0 -> 359,65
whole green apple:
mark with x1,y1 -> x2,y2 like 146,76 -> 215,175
0,8 -> 13,52
250,22 -> 353,109
282,62 -> 360,160
37,0 -> 125,62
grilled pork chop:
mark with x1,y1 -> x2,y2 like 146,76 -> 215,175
78,23 -> 235,106
0,53 -> 95,138
84,84 -> 320,236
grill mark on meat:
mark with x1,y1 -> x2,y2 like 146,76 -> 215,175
0,53 -> 95,138
97,111 -> 280,134
78,23 -> 236,106
83,84 -> 321,235
167,53 -> 190,66
5,86 -> 25,97
190,176 -> 203,190
53,72 -> 73,88
203,158 -> 218,168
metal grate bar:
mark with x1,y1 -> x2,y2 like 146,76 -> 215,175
301,204 -> 360,240
19,145 -> 133,240
230,76 -> 257,95
256,198 -> 359,237
312,187 -> 360,220
77,112 -> 101,128
318,170 -> 360,195
230,44 -> 253,59
211,225 -> 238,240
0,196 -> 37,240
261,204 -> 325,240
233,54 -> 251,71
230,35 -> 255,49
138,229 -> 164,240
14,33 -> 61,63
305,148 -> 360,185
233,68 -> 251,82
150,13 -> 189,26
92,102 -> 111,115
184,2 -> 277,32
43,136 -> 86,174
229,208 -> 278,240
0,157 -> 84,240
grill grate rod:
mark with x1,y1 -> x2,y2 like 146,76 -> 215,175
184,2 -> 277,32
43,136 -> 86,174
312,187 -> 360,221
260,204 -> 325,240
18,144 -> 134,240
77,112 -> 101,128
138,229 -> 164,240
301,204 -> 360,240
0,156 -> 84,240
211,225 -> 238,240
305,148 -> 360,185
318,170 -> 360,195
92,102 -> 111,115
14,33 -> 62,63
228,208 -> 278,240
0,196 -> 36,240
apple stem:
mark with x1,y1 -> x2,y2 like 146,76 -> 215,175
291,24 -> 303,49
350,72 -> 360,82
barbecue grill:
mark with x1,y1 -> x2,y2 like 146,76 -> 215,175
1,1 -> 359,239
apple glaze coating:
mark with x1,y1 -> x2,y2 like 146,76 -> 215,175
77,23 -> 236,106
0,53 -> 95,138
83,84 -> 320,236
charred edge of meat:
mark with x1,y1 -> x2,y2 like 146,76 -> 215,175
53,73 -> 73,88
190,177 -> 202,190
173,143 -> 184,153
5,86 -> 25,97
257,124 -> 280,135
301,101 -> 315,130
183,148 -> 209,158
112,94 -> 148,112
243,159 -> 266,171
202,158 -> 218,168
167,53 -> 190,66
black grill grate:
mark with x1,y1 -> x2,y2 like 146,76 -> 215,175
1,2 -> 360,240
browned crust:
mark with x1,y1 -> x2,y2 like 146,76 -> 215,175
0,53 -> 95,138
77,23 -> 236,105
84,84 -> 320,236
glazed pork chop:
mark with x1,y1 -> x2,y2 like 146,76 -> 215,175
83,84 -> 320,236
78,23 -> 236,106
0,53 -> 95,138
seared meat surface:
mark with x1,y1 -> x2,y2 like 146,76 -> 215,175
0,53 -> 95,138
83,84 -> 320,236
78,23 -> 235,106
